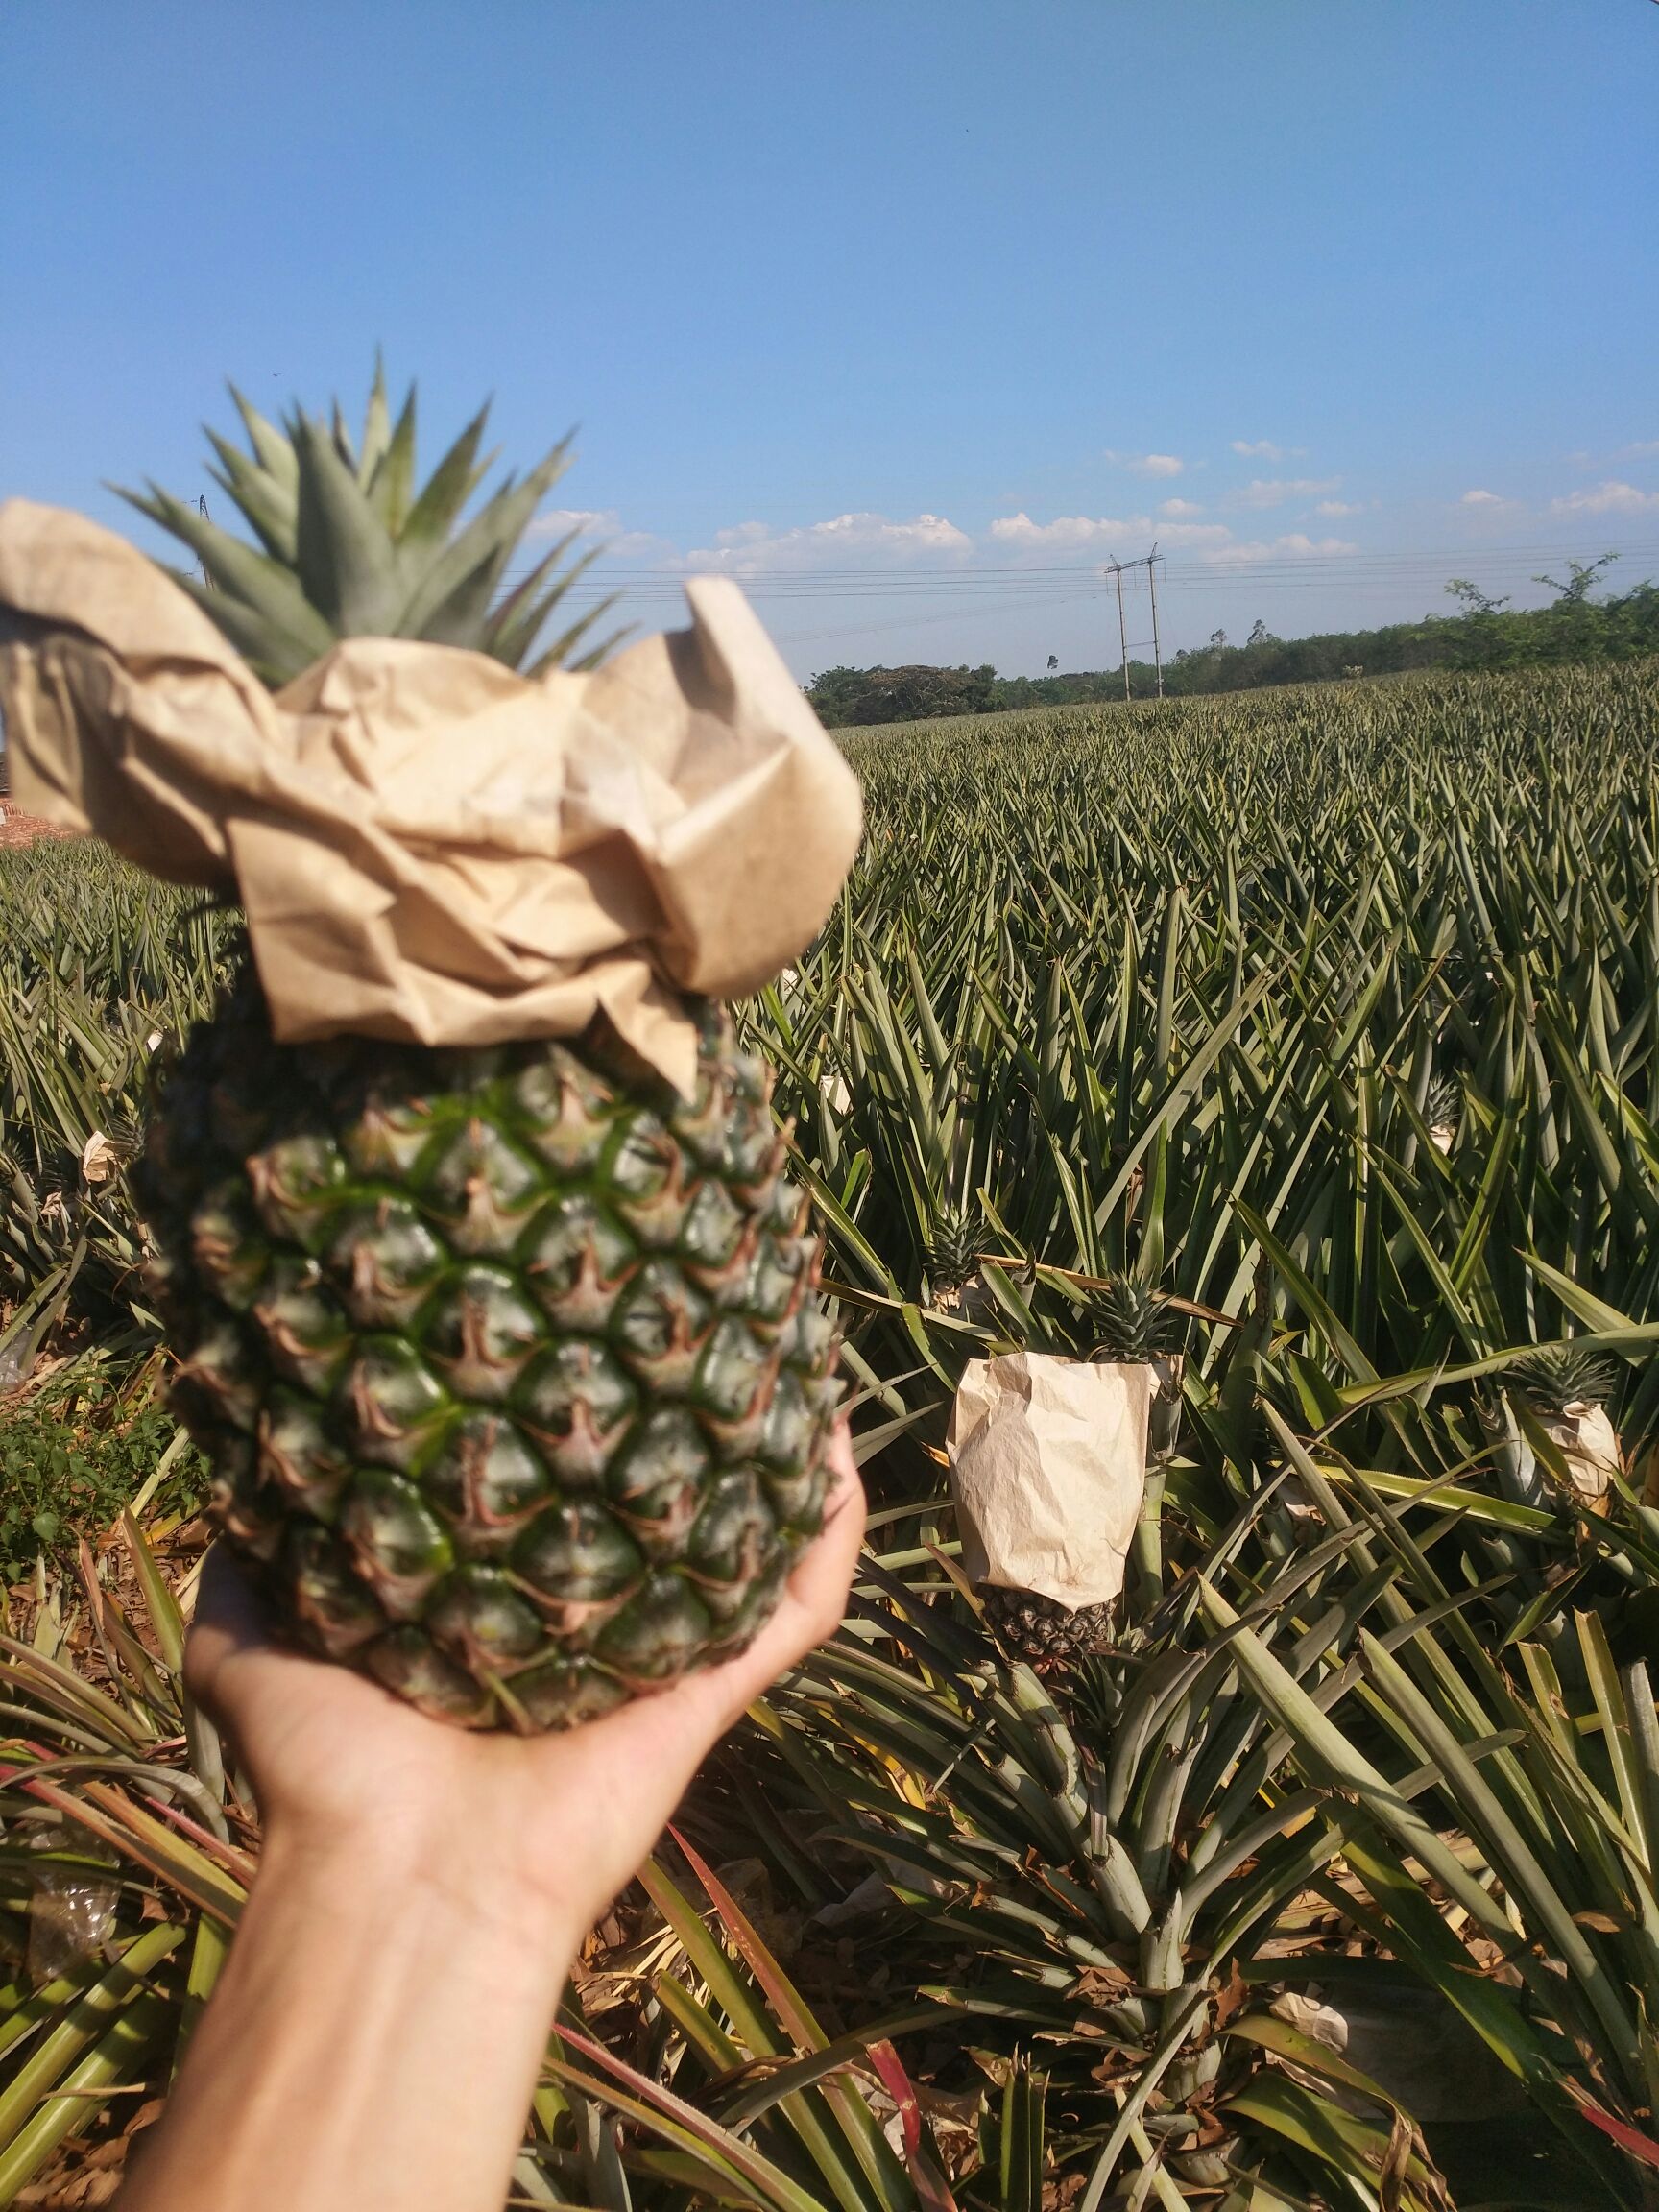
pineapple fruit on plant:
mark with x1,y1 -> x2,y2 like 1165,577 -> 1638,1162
0,372 -> 852,1732
977,1275 -> 1183,1672
1507,1343 -> 1623,1514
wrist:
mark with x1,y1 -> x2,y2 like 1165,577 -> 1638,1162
256,1804 -> 586,1971
133,1791 -> 583,2212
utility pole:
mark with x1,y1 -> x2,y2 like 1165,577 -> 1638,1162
1108,559 -> 1131,701
1103,549 -> 1165,702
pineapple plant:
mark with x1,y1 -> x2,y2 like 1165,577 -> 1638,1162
86,371 -> 841,1730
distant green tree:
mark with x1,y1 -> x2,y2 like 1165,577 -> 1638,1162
1445,578 -> 1512,616
805,662 -> 998,728
1535,554 -> 1618,604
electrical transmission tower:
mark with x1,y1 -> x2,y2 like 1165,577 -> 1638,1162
1102,547 -> 1166,701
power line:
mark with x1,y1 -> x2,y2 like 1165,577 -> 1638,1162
496,531 -> 1659,659
771,590 -> 1103,648
512,538 -> 1659,601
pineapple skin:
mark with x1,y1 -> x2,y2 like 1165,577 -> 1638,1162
980,1586 -> 1116,1671
138,968 -> 838,1731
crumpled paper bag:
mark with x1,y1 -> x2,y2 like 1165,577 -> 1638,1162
948,1352 -> 1151,1610
0,500 -> 863,1094
1540,1400 -> 1622,1514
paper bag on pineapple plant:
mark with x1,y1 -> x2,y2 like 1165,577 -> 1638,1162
1538,1401 -> 1622,1515
948,1352 -> 1152,1611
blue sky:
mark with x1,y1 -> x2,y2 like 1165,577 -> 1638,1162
4,1 -> 1656,677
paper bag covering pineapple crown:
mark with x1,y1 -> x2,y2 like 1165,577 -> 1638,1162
0,373 -> 859,1733
0,397 -> 860,1096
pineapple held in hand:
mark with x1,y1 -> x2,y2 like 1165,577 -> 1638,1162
140,970 -> 835,1730
0,372 -> 860,1730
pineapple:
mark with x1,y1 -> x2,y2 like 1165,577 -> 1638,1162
924,1211 -> 978,1305
925,1208 -> 986,1318
1424,1075 -> 1461,1155
125,373 -> 840,1729
1508,1344 -> 1622,1513
976,1276 -> 1181,1671
979,1586 -> 1116,1672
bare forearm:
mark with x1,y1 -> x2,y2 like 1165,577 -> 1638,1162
120,1831 -> 576,2212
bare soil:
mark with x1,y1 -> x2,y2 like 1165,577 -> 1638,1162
0,805 -> 78,851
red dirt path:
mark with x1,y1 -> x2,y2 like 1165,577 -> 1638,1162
0,805 -> 78,850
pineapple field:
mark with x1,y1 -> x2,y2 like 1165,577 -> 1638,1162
6,653 -> 1659,2207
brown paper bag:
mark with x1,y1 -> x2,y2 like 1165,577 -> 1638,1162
1540,1401 -> 1622,1514
948,1353 -> 1151,1609
0,500 -> 863,1095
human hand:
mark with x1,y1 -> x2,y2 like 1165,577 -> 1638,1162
128,1431 -> 862,2212
184,1424 -> 865,1950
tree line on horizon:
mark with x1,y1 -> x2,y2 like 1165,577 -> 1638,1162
804,554 -> 1659,725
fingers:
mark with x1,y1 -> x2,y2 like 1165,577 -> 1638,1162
182,1544 -> 272,1705
597,1431 -> 866,1772
688,1433 -> 865,1729
762,1429 -> 866,1665
183,1543 -> 347,1740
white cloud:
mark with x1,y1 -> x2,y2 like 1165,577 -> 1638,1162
1160,497 -> 1205,517
1104,450 -> 1185,477
989,511 -> 1231,550
1231,439 -> 1287,461
1550,480 -> 1659,516
1570,442 -> 1659,466
530,504 -> 613,536
1314,499 -> 1362,517
1231,477 -> 1342,510
1455,489 -> 1526,520
989,512 -> 1137,547
1204,534 -> 1358,565
685,510 -> 973,574
527,506 -> 672,557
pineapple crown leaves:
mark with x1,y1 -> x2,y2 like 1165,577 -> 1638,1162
1507,1342 -> 1618,1413
1424,1073 -> 1462,1128
113,359 -> 626,690
1089,1273 -> 1183,1363
926,1206 -> 983,1295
